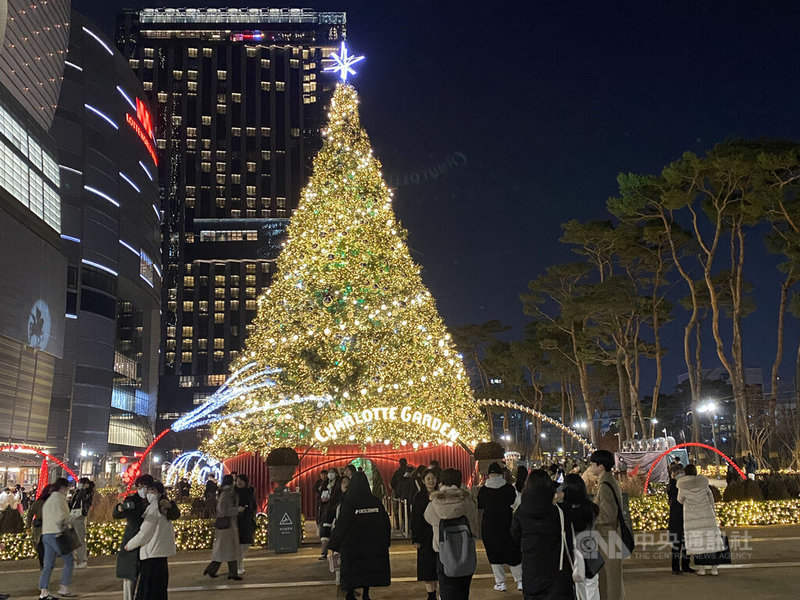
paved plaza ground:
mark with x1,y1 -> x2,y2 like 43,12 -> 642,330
2,525 -> 799,599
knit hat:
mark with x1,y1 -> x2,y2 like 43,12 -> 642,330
488,462 -> 503,475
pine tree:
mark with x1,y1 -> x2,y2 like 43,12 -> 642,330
206,84 -> 488,454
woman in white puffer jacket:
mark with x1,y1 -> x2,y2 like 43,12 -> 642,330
677,463 -> 725,575
124,482 -> 177,599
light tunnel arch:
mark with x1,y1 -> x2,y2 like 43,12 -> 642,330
476,399 -> 594,451
642,442 -> 746,494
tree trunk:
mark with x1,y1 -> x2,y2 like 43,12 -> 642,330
616,348 -> 632,441
769,273 -> 793,467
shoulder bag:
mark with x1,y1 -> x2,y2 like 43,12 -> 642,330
601,481 -> 635,558
56,525 -> 82,555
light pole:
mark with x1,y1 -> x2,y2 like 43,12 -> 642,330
698,401 -> 720,476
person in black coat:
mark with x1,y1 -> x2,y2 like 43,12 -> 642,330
312,470 -> 328,534
411,468 -> 439,600
329,471 -> 391,600
667,464 -> 694,575
560,473 -> 600,599
511,469 -> 575,600
113,474 -> 181,600
478,462 -> 523,591
235,474 -> 257,575
320,469 -> 343,559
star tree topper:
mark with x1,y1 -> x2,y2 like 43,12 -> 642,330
324,41 -> 364,82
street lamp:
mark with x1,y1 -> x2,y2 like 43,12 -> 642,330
698,401 -> 720,476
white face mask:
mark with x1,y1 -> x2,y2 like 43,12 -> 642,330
146,493 -> 158,504
327,472 -> 337,481
137,488 -> 148,499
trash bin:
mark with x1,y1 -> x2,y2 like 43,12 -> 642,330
267,490 -> 301,553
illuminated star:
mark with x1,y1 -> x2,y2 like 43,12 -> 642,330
324,41 -> 364,82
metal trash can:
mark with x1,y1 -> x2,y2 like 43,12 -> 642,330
267,490 -> 301,553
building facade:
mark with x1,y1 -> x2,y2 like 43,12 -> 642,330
48,12 -> 161,477
0,0 -> 69,481
115,7 -> 345,447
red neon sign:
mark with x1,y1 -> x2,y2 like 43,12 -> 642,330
127,97 -> 158,166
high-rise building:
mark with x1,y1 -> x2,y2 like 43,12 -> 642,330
0,0 -> 70,479
115,7 -> 345,448
48,12 -> 162,479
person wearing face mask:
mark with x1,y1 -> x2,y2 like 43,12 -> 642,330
124,482 -> 177,600
114,474 -> 181,600
69,477 -> 95,569
38,478 -> 79,600
319,469 -> 341,560
235,474 -> 257,575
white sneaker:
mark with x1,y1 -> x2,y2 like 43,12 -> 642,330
696,567 -> 706,576
493,582 -> 507,591
238,569 -> 246,575
710,566 -> 719,576
75,561 -> 88,569
517,581 -> 523,591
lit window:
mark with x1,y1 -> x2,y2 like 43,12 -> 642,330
246,300 -> 257,311
232,174 -> 241,183
290,59 -> 299,68
261,81 -> 271,91
216,162 -> 226,173
246,275 -> 256,285
203,48 -> 212,57
246,162 -> 256,172
276,82 -> 285,91
214,314 -> 224,325
246,185 -> 256,195
144,48 -> 154,57
172,115 -> 182,125
182,326 -> 193,337
201,150 -> 211,160
261,127 -> 270,136
143,82 -> 153,91
129,59 -> 139,69
187,139 -> 196,149
183,276 -> 194,287
187,81 -> 197,92
246,47 -> 257,57
183,301 -> 193,312
187,127 -> 197,138
144,59 -> 154,69
276,197 -> 286,208
188,48 -> 198,58
217,104 -> 226,114
261,59 -> 270,68
181,352 -> 192,363
261,150 -> 271,160
232,127 -> 241,136
198,339 -> 208,350
188,70 -> 197,81
172,70 -> 183,80
232,93 -> 241,103
202,116 -> 211,126
214,351 -> 224,361
217,70 -> 227,80
291,128 -> 300,137
201,162 -> 210,172
246,127 -> 256,136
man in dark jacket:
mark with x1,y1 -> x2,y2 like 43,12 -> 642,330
667,464 -> 694,575
329,472 -> 391,600
390,458 -> 410,529
113,474 -> 181,600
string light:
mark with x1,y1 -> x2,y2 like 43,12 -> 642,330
205,83 -> 488,455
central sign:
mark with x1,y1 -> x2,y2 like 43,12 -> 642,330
314,405 -> 460,443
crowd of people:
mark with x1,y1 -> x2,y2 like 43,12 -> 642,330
307,450 -> 728,600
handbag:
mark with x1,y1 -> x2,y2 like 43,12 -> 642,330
601,482 -> 635,558
571,524 -> 605,580
214,516 -> 231,529
56,526 -> 82,554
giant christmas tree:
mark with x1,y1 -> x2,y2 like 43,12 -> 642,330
205,81 -> 487,455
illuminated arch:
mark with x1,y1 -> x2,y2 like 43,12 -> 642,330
0,445 -> 78,498
642,442 -> 746,494
476,399 -> 594,451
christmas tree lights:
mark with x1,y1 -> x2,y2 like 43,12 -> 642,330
205,83 -> 488,455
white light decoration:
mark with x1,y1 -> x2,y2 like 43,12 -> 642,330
119,239 -> 138,256
476,399 -> 595,451
119,171 -> 140,193
164,451 -> 223,487
82,27 -> 114,56
84,104 -> 119,130
81,258 -> 118,277
84,185 -> 120,208
323,41 -> 364,82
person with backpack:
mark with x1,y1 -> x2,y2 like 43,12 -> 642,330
424,468 -> 478,600
511,469 -> 574,600
411,468 -> 440,600
561,473 -> 601,600
589,450 -> 626,600
328,471 -> 391,600
478,462 -> 523,591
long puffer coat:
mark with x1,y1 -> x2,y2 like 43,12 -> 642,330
329,472 -> 391,590
676,475 -> 724,555
211,485 -> 241,562
236,485 -> 257,545
511,490 -> 575,600
477,476 -> 522,565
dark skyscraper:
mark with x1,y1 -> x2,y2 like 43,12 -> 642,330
114,7 -> 345,446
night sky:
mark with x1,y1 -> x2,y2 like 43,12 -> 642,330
76,0 -> 800,393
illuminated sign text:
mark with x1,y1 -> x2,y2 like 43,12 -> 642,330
127,98 -> 158,166
314,405 -> 460,443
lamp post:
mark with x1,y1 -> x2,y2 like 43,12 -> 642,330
698,401 -> 720,477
